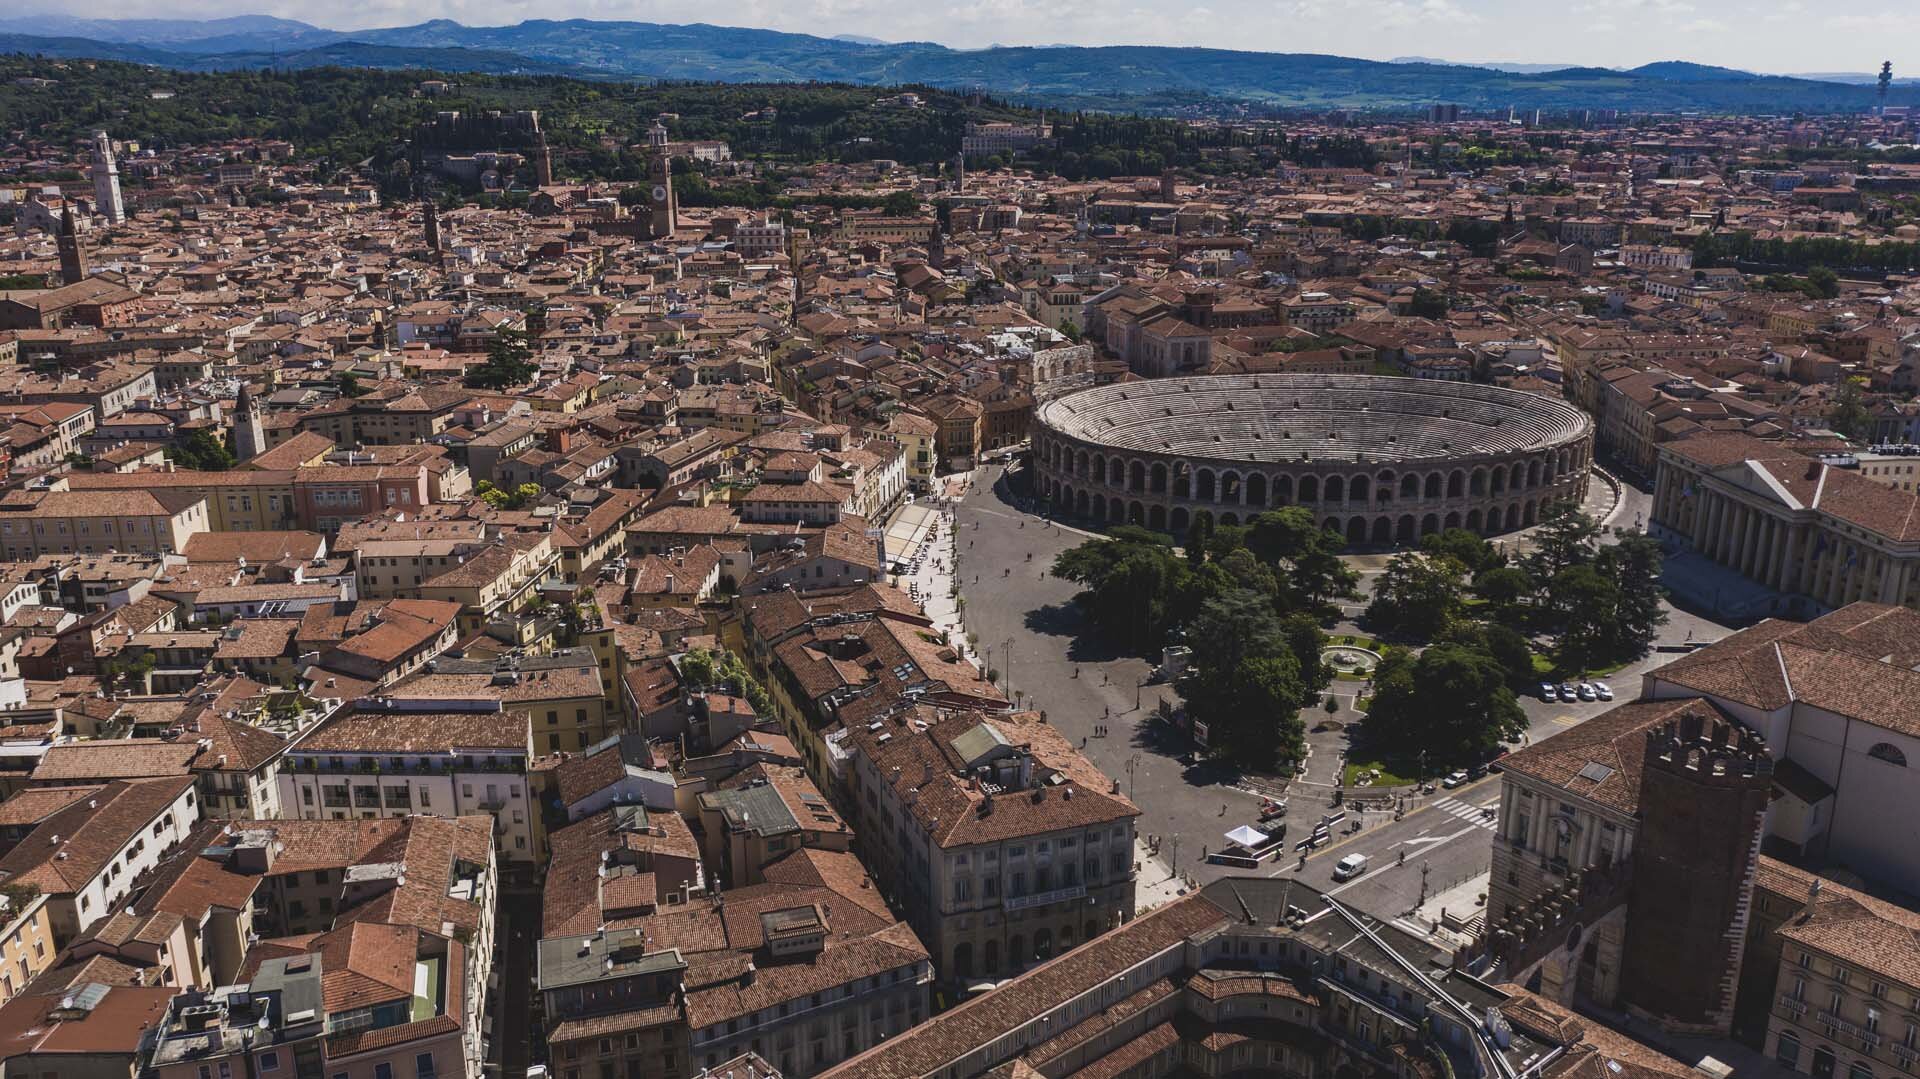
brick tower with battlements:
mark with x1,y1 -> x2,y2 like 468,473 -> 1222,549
1619,711 -> 1773,1036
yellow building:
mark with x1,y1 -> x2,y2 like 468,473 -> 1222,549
0,890 -> 54,1001
0,488 -> 209,558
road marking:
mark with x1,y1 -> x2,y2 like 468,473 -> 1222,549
1553,714 -> 1581,726
1324,824 -> 1480,896
1431,796 -> 1499,831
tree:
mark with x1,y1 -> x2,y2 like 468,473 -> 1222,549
170,428 -> 236,472
1472,565 -> 1535,620
1523,506 -> 1601,583
1177,589 -> 1308,769
1244,507 -> 1360,615
1364,553 -> 1468,640
1421,527 -> 1503,575
1549,564 -> 1620,673
1364,642 -> 1527,766
1828,377 -> 1873,442
1599,531 -> 1668,661
336,372 -> 364,398
466,328 -> 538,390
1053,528 -> 1201,653
1807,264 -> 1841,299
1408,287 -> 1449,319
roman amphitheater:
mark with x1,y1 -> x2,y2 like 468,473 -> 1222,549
1031,374 -> 1594,546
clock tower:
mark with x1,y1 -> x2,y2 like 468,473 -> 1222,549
648,153 -> 678,240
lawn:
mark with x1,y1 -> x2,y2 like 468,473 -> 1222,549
1529,652 -> 1635,680
1342,760 -> 1419,788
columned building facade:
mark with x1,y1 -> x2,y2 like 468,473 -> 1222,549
1650,435 -> 1920,617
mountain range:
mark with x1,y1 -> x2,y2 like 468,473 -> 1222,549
0,14 -> 1915,112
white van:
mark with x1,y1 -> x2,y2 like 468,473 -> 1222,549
1333,853 -> 1370,881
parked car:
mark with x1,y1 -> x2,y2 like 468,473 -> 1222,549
1594,682 -> 1615,701
1577,682 -> 1597,702
1442,770 -> 1470,789
1333,853 -> 1371,880
1539,682 -> 1559,702
1558,683 -> 1579,702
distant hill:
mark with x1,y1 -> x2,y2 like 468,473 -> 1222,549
0,15 -> 1915,113
1626,61 -> 1756,81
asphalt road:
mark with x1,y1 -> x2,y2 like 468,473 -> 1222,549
1278,777 -> 1503,920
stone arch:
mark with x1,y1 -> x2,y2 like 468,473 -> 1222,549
1170,506 -> 1191,533
1173,462 -> 1191,499
1148,504 -> 1167,531
1372,517 -> 1393,544
1470,468 -> 1488,496
1396,514 -> 1417,544
1505,503 -> 1521,530
1273,474 -> 1293,504
1526,459 -> 1541,488
1220,512 -> 1239,527
1322,516 -> 1340,534
1246,473 -> 1268,506
1075,490 -> 1090,517
1490,467 -> 1507,494
1221,470 -> 1243,504
1075,450 -> 1089,478
1129,501 -> 1145,525
1350,475 -> 1370,502
1324,475 -> 1346,503
1421,513 -> 1441,536
1150,461 -> 1168,493
1092,453 -> 1107,485
1523,500 -> 1538,527
1448,470 -> 1466,498
1129,459 -> 1147,493
1108,457 -> 1125,486
1348,518 -> 1368,545
1424,472 -> 1443,499
1445,511 -> 1462,530
1300,475 -> 1320,502
1108,496 -> 1125,522
1196,468 -> 1217,501
1400,474 -> 1420,499
1466,508 -> 1483,533
1035,928 -> 1054,961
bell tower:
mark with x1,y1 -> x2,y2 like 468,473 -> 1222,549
233,381 -> 267,464
57,205 -> 89,285
649,153 -> 678,240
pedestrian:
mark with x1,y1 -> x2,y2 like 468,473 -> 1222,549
1220,802 -> 1227,816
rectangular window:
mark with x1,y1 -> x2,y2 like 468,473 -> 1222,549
259,1052 -> 280,1072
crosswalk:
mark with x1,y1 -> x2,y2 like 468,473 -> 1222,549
1432,796 -> 1499,830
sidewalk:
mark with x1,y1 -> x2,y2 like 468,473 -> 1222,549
1132,836 -> 1194,914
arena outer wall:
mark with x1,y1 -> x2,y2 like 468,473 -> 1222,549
1032,374 -> 1594,546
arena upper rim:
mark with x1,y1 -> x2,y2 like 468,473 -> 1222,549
1031,374 -> 1595,545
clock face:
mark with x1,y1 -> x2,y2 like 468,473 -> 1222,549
652,185 -> 668,202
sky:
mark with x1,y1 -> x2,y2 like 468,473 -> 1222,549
18,0 -> 1918,74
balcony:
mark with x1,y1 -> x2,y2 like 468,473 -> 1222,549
1778,994 -> 1808,1017
1005,883 -> 1087,912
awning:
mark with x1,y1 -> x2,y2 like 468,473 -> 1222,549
1224,825 -> 1269,848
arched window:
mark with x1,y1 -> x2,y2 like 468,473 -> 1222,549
1848,1061 -> 1872,1079
1812,1046 -> 1837,1079
1775,1030 -> 1801,1069
1868,743 -> 1908,767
